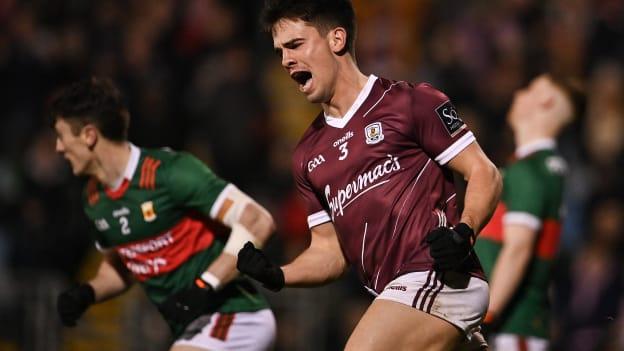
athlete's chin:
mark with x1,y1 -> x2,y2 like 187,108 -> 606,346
69,162 -> 87,176
71,166 -> 85,176
304,90 -> 327,104
305,94 -> 322,103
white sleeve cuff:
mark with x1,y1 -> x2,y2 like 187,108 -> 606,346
307,210 -> 331,228
434,131 -> 475,165
503,212 -> 542,231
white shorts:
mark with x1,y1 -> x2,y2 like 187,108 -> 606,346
173,309 -> 276,351
376,270 -> 489,338
490,333 -> 548,351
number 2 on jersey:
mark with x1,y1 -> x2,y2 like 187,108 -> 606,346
339,142 -> 349,161
119,216 -> 131,235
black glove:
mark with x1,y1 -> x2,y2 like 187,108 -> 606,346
426,222 -> 475,271
57,284 -> 96,327
237,242 -> 285,292
158,278 -> 224,325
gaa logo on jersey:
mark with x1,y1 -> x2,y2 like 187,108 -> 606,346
141,201 -> 157,222
308,154 -> 326,172
365,122 -> 384,145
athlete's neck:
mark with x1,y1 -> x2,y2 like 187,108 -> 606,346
92,140 -> 132,188
513,111 -> 566,152
514,128 -> 558,155
322,62 -> 368,118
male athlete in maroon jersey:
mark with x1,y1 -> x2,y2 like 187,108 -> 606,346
238,1 -> 502,350
293,76 -> 485,294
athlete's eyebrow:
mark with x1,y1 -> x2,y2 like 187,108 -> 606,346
274,38 -> 304,57
282,38 -> 303,49
275,38 -> 303,51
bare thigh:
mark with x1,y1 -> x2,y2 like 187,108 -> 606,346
345,299 -> 463,351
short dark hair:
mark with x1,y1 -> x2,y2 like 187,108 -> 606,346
48,77 -> 130,142
548,74 -> 586,120
261,0 -> 357,56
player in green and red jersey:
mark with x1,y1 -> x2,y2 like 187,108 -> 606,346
50,77 -> 276,351
475,74 -> 585,351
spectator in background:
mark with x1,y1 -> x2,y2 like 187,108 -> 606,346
552,194 -> 624,351
475,74 -> 585,351
582,61 -> 624,192
561,61 -> 624,252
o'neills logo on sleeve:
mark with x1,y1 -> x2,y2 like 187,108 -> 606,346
325,154 -> 401,219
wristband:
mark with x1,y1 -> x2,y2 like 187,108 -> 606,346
197,271 -> 221,290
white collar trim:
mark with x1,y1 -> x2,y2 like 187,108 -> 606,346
110,143 -> 140,190
324,74 -> 377,129
515,139 -> 556,159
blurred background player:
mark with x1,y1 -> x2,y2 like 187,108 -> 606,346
237,0 -> 502,350
51,77 -> 276,351
475,74 -> 585,351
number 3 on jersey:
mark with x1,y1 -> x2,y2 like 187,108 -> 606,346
339,142 -> 349,161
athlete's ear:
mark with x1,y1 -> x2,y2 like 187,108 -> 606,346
81,124 -> 98,150
328,27 -> 347,54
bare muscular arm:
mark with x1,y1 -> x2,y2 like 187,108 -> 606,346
447,142 -> 502,232
88,251 -> 134,303
201,201 -> 275,287
487,224 -> 537,317
282,222 -> 349,287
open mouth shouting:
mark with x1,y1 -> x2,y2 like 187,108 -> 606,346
291,70 -> 313,93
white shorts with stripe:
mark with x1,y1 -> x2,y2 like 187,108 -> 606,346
490,333 -> 548,351
173,309 -> 276,350
376,270 -> 489,339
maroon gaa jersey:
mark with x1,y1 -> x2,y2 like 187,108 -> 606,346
292,75 -> 484,294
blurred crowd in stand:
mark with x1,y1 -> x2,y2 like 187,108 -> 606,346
0,0 -> 622,350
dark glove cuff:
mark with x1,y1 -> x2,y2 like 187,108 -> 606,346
454,223 -> 476,245
77,284 -> 96,305
264,267 -> 285,292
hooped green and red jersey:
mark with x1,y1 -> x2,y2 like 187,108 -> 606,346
475,142 -> 567,338
82,145 -> 268,336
